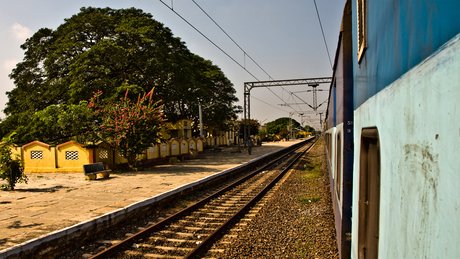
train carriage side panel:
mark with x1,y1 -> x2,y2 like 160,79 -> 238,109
352,0 -> 460,109
351,1 -> 460,258
338,2 -> 354,257
352,32 -> 460,259
326,1 -> 354,258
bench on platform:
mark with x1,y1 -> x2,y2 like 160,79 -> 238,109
167,154 -> 184,163
212,145 -> 222,152
83,162 -> 111,180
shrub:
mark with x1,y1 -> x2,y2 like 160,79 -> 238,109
0,133 -> 28,190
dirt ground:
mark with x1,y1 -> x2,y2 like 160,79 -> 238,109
0,140 -> 301,252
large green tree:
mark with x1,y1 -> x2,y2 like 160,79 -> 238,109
266,117 -> 302,135
2,7 -> 240,144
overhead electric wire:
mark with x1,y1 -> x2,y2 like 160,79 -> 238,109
290,91 -> 315,110
158,0 -> 259,81
159,0 -> 304,114
251,95 -> 288,112
190,0 -> 308,113
191,0 -> 274,81
312,0 -> 333,69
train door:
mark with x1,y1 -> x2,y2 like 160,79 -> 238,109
335,130 -> 342,203
358,128 -> 381,259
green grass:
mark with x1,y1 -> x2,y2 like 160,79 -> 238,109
301,161 -> 323,179
299,195 -> 322,204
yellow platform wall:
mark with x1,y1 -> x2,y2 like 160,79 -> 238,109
188,139 -> 197,150
22,141 -> 56,173
180,139 -> 189,155
56,141 -> 90,172
196,138 -> 204,153
159,143 -> 170,158
95,142 -> 113,165
147,144 -> 160,159
170,139 -> 180,156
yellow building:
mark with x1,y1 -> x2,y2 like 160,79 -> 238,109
161,119 -> 192,139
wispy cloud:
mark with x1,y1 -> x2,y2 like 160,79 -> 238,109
10,23 -> 31,41
3,60 -> 18,72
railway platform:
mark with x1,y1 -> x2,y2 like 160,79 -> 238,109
0,140 -> 303,254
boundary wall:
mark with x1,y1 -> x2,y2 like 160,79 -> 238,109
3,137 -> 234,173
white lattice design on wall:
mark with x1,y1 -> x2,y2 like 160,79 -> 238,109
99,150 -> 108,159
182,143 -> 186,149
190,142 -> 194,149
65,151 -> 79,160
31,150 -> 43,159
162,145 -> 167,152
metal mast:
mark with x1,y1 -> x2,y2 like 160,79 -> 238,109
243,77 -> 332,142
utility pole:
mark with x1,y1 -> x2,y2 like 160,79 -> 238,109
199,102 -> 204,138
308,83 -> 319,111
318,113 -> 323,133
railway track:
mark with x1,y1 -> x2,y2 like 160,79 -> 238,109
88,138 -> 317,259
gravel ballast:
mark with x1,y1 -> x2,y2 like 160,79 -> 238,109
219,138 -> 339,258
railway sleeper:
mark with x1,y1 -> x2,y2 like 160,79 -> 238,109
159,230 -> 203,238
139,244 -> 194,252
183,216 -> 227,223
169,225 -> 215,232
197,208 -> 236,214
142,253 -> 183,259
219,200 -> 246,205
191,212 -> 233,217
227,196 -> 249,201
178,220 -> 222,226
149,237 -> 196,244
161,228 -> 210,236
206,205 -> 240,210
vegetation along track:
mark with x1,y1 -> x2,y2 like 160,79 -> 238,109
86,138 -> 317,259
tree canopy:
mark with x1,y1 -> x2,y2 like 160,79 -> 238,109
1,7 -> 240,144
238,119 -> 260,137
266,117 -> 302,135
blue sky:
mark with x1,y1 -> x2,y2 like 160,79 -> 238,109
0,0 -> 346,129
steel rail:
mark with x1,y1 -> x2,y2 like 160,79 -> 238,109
184,138 -> 317,258
90,138 -> 314,259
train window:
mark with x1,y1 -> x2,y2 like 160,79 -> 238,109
358,128 -> 380,259
328,134 -> 331,161
357,0 -> 367,62
335,132 -> 342,200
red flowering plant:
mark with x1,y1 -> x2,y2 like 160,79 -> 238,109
88,88 -> 165,169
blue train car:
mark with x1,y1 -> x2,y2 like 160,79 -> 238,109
325,1 -> 353,258
326,0 -> 460,258
351,1 -> 460,258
